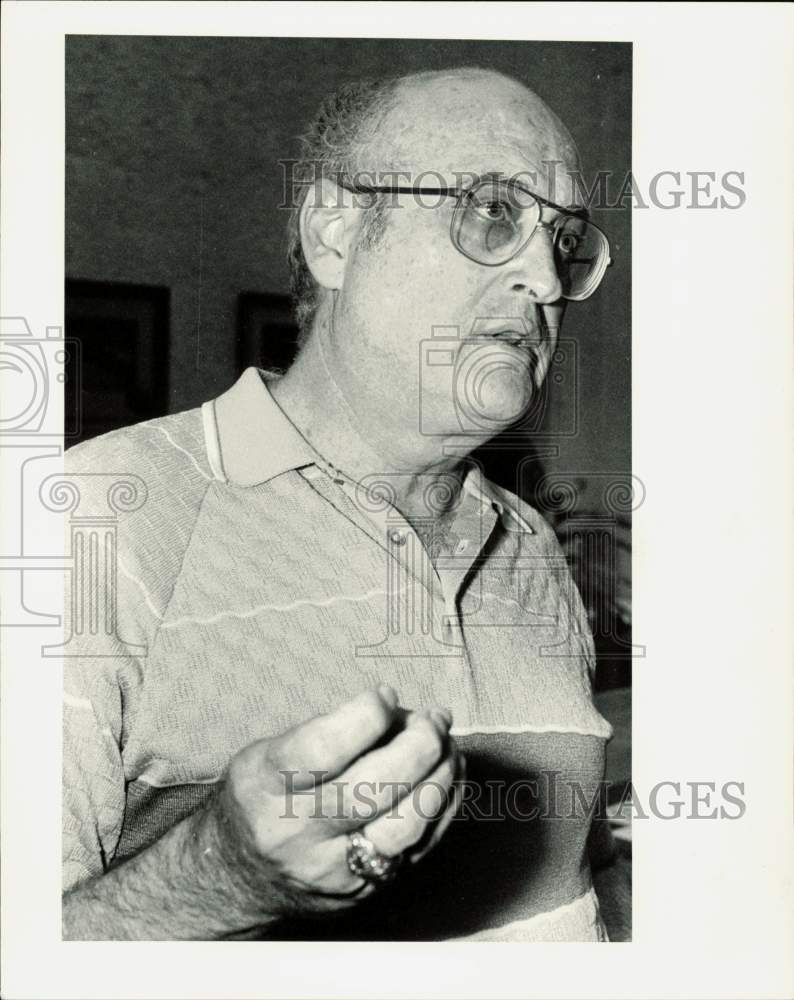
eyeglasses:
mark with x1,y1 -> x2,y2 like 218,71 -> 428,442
338,173 -> 611,302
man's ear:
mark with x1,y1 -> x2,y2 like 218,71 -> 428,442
299,177 -> 360,291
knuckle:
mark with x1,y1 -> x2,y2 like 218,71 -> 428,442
393,810 -> 427,850
302,730 -> 333,766
412,719 -> 443,762
437,751 -> 457,784
227,743 -> 266,801
371,816 -> 419,855
263,734 -> 291,774
361,690 -> 392,731
413,779 -> 447,818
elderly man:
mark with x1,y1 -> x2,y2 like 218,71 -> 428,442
62,66 -> 624,940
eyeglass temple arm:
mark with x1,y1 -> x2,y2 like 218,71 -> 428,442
337,180 -> 460,198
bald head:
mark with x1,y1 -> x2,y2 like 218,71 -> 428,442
366,67 -> 581,202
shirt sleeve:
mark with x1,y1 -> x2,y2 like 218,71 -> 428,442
61,545 -> 151,892
63,659 -> 128,891
60,417 -> 211,893
59,467 -> 151,892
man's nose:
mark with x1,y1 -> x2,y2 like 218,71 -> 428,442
506,225 -> 563,304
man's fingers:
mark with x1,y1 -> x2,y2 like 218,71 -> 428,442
270,750 -> 464,900
318,713 -> 454,832
261,685 -> 399,791
407,750 -> 466,860
362,747 -> 459,856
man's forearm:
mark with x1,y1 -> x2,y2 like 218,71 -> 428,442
62,793 -> 281,941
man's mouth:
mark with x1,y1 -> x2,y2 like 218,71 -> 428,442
470,328 -> 539,352
459,322 -> 547,388
466,318 -> 543,350
491,329 -> 530,348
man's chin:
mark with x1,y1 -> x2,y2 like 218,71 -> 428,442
437,395 -> 534,444
466,382 -> 534,429
455,351 -> 535,420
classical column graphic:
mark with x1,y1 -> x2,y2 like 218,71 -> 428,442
354,473 -> 462,658
41,473 -> 148,657
531,470 -> 645,657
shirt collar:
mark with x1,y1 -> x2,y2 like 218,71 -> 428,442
203,367 -> 531,533
462,463 -> 502,514
462,463 -> 535,535
204,367 -> 317,486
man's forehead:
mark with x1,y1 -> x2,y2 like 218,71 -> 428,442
372,70 -> 581,203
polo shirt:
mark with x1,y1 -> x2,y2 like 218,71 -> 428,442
63,366 -> 614,941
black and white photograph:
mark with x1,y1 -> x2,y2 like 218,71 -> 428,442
0,3 -> 791,998
60,33 -> 632,944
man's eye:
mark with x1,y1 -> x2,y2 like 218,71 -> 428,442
556,231 -> 581,256
472,198 -> 513,224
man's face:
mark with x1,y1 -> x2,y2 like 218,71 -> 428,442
328,72 -> 582,455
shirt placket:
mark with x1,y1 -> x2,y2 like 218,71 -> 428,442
297,465 -> 449,646
298,464 -> 505,663
341,478 -> 450,645
433,491 -> 499,647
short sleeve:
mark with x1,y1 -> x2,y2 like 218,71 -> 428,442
60,413 -> 211,892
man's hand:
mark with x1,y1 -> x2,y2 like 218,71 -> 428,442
213,684 -> 460,915
63,685 -> 461,939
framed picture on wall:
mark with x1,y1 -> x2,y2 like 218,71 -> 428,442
65,279 -> 170,444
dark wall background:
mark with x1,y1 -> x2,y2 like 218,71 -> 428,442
66,36 -> 630,494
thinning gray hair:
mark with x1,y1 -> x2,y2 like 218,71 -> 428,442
286,77 -> 401,345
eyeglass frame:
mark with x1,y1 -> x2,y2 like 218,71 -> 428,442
335,172 -> 612,301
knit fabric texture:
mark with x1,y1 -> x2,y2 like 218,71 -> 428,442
63,367 -> 613,941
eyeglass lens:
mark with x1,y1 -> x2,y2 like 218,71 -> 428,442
452,179 -> 608,300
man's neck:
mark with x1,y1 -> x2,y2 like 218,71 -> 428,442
269,327 -> 469,525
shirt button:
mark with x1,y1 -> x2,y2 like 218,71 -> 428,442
389,529 -> 407,546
